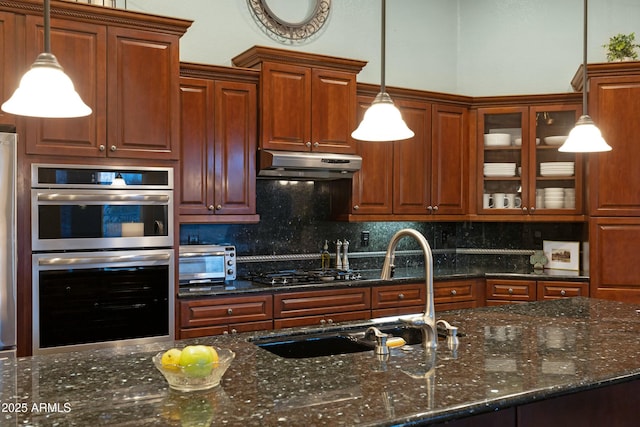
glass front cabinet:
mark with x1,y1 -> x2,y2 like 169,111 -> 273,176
477,104 -> 583,218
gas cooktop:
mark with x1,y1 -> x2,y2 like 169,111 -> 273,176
245,269 -> 363,286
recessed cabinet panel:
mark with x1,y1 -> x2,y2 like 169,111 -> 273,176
107,27 -> 180,159
393,99 -> 431,214
24,16 -> 107,157
588,75 -> 640,216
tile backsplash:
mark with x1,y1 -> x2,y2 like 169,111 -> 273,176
180,180 -> 585,275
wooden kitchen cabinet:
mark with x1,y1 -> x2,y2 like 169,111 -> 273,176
434,279 -> 482,311
575,63 -> 640,216
486,278 -> 588,305
232,46 -> 366,154
486,279 -> 537,305
178,294 -> 273,339
273,287 -> 371,329
0,11 -> 17,126
589,217 -> 640,304
178,64 -> 259,223
331,89 -> 468,220
475,97 -> 584,221
371,283 -> 426,317
16,2 -> 190,160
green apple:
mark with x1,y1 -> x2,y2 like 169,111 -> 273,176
179,345 -> 214,377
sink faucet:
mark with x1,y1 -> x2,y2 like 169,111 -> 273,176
381,229 -> 437,349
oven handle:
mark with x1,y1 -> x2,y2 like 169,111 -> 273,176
36,193 -> 170,202
179,251 -> 226,258
37,253 -> 171,266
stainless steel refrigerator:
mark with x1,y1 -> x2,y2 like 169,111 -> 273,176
0,128 -> 16,358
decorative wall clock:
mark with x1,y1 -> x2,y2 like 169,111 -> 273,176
247,0 -> 331,44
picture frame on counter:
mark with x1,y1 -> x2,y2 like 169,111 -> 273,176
543,240 -> 580,271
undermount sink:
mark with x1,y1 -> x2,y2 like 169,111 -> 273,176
252,324 -> 425,359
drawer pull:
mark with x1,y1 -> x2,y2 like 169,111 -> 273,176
560,289 -> 566,296
320,319 -> 326,325
450,289 -> 457,296
398,293 -> 405,300
327,319 -> 333,324
231,329 -> 238,334
508,288 -> 514,295
227,308 -> 233,315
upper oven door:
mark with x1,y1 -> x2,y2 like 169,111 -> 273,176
31,188 -> 173,251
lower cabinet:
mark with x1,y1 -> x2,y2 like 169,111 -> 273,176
434,279 -> 483,311
273,288 -> 371,329
486,279 -> 588,306
371,283 -> 426,317
178,294 -> 273,339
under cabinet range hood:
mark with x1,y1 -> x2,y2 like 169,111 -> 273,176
258,150 -> 362,180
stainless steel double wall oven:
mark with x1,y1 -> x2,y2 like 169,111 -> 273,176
31,164 -> 175,354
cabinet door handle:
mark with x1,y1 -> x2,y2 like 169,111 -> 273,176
398,293 -> 405,300
450,289 -> 457,296
432,205 -> 439,212
231,329 -> 238,334
216,205 -> 222,210
99,144 -> 106,152
320,319 -> 326,325
227,308 -> 233,315
426,205 -> 433,212
313,142 -> 319,147
327,319 -> 333,324
305,141 -> 312,148
110,145 -> 117,152
522,207 -> 528,213
530,206 -> 535,213
560,290 -> 566,296
208,205 -> 214,211
353,205 -> 360,210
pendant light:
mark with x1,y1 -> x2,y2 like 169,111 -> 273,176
559,0 -> 611,153
1,0 -> 91,118
351,0 -> 413,142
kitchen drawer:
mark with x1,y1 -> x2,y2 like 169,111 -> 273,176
274,288 -> 371,318
274,310 -> 370,329
372,306 -> 424,318
179,294 -> 273,328
486,279 -> 536,302
372,283 -> 425,309
434,279 -> 479,304
179,320 -> 273,339
537,281 -> 589,300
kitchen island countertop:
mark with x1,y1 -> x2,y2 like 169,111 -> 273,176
2,297 -> 639,426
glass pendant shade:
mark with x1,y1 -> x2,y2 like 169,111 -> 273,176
1,53 -> 92,118
559,114 -> 612,152
351,92 -> 414,142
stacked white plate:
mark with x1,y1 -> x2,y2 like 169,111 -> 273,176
540,162 -> 574,177
544,187 -> 565,209
564,188 -> 576,209
484,133 -> 511,147
484,162 -> 516,177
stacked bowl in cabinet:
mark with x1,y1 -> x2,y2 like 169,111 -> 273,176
540,187 -> 575,209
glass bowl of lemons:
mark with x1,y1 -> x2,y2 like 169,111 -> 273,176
153,345 -> 235,392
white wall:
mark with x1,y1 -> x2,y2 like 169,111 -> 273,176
125,0 -> 640,96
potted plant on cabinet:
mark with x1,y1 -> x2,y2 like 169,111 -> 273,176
603,32 -> 640,62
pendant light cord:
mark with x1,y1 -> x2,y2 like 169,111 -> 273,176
582,0 -> 588,115
380,0 -> 386,94
44,0 -> 51,53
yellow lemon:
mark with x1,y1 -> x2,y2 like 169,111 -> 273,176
161,348 -> 182,371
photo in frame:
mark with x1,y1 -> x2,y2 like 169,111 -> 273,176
543,240 -> 580,271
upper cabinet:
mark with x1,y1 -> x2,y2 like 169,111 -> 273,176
1,1 -> 191,160
331,87 -> 469,221
574,62 -> 640,216
0,11 -> 17,126
232,46 -> 366,154
178,64 -> 259,223
474,96 -> 583,220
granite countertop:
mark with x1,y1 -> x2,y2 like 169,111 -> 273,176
178,266 -> 589,298
2,298 -> 639,426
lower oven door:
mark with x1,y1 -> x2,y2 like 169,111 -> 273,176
32,249 -> 174,354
